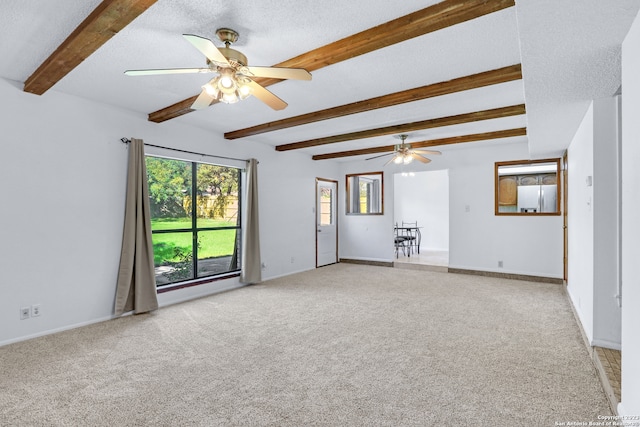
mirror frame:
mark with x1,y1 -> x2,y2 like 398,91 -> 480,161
346,171 -> 384,215
494,158 -> 561,216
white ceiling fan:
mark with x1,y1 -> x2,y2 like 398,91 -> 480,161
124,28 -> 312,111
366,135 -> 441,165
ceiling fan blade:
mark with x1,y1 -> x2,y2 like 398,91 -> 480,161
412,153 -> 432,164
183,34 -> 230,67
124,68 -> 211,76
366,153 -> 393,161
191,89 -> 215,110
413,149 -> 441,155
245,79 -> 287,110
244,66 -> 312,80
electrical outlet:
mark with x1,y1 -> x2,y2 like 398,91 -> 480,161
290,257 -> 295,263
498,260 -> 504,268
32,304 -> 41,317
20,307 -> 30,320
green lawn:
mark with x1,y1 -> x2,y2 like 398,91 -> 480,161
151,218 -> 238,265
151,217 -> 237,230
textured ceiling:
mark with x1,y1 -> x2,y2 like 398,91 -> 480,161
1,0 -> 639,162
516,0 -> 640,157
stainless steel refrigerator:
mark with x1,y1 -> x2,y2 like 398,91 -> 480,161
517,185 -> 557,213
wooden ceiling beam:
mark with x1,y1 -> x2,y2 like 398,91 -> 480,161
23,0 -> 158,95
224,64 -> 522,140
275,104 -> 526,152
312,128 -> 527,160
149,0 -> 515,123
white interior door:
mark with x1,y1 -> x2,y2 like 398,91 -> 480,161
316,179 -> 338,267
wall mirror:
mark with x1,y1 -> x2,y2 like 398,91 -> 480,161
346,172 -> 384,215
495,158 -> 561,215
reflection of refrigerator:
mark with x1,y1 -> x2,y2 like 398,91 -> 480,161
517,185 -> 557,213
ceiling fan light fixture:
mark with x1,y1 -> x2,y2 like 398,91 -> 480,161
217,68 -> 237,93
202,72 -> 252,104
221,92 -> 240,104
219,76 -> 234,89
238,84 -> 251,99
203,75 -> 220,95
367,135 -> 441,166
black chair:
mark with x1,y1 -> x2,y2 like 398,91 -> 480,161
394,224 -> 408,258
401,221 -> 421,255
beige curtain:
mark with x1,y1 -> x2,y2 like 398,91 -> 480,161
241,158 -> 262,284
114,138 -> 158,315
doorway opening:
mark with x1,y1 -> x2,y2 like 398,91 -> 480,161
393,170 -> 449,269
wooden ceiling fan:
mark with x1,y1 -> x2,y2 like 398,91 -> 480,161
124,28 -> 311,111
366,135 -> 441,165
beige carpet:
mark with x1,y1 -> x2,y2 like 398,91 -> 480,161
0,264 -> 611,426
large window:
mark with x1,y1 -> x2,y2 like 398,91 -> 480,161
146,156 -> 241,286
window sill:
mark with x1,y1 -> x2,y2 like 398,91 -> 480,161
157,271 -> 241,294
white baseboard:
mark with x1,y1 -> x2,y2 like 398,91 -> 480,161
565,286 -> 594,348
1,279 -> 246,348
591,339 -> 622,351
0,314 -> 116,348
262,266 -> 315,281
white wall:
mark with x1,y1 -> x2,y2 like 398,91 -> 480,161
338,161 -> 394,262
339,141 -> 564,279
394,170 -> 449,251
446,142 -> 563,278
258,153 -> 338,278
567,103 -> 595,341
620,8 -> 640,417
593,96 -> 622,349
0,77 -> 338,346
566,97 -> 622,350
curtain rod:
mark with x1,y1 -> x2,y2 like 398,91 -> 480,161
120,138 -> 250,163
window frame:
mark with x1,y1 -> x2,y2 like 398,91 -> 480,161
345,171 -> 384,215
146,155 -> 243,291
494,158 -> 562,216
